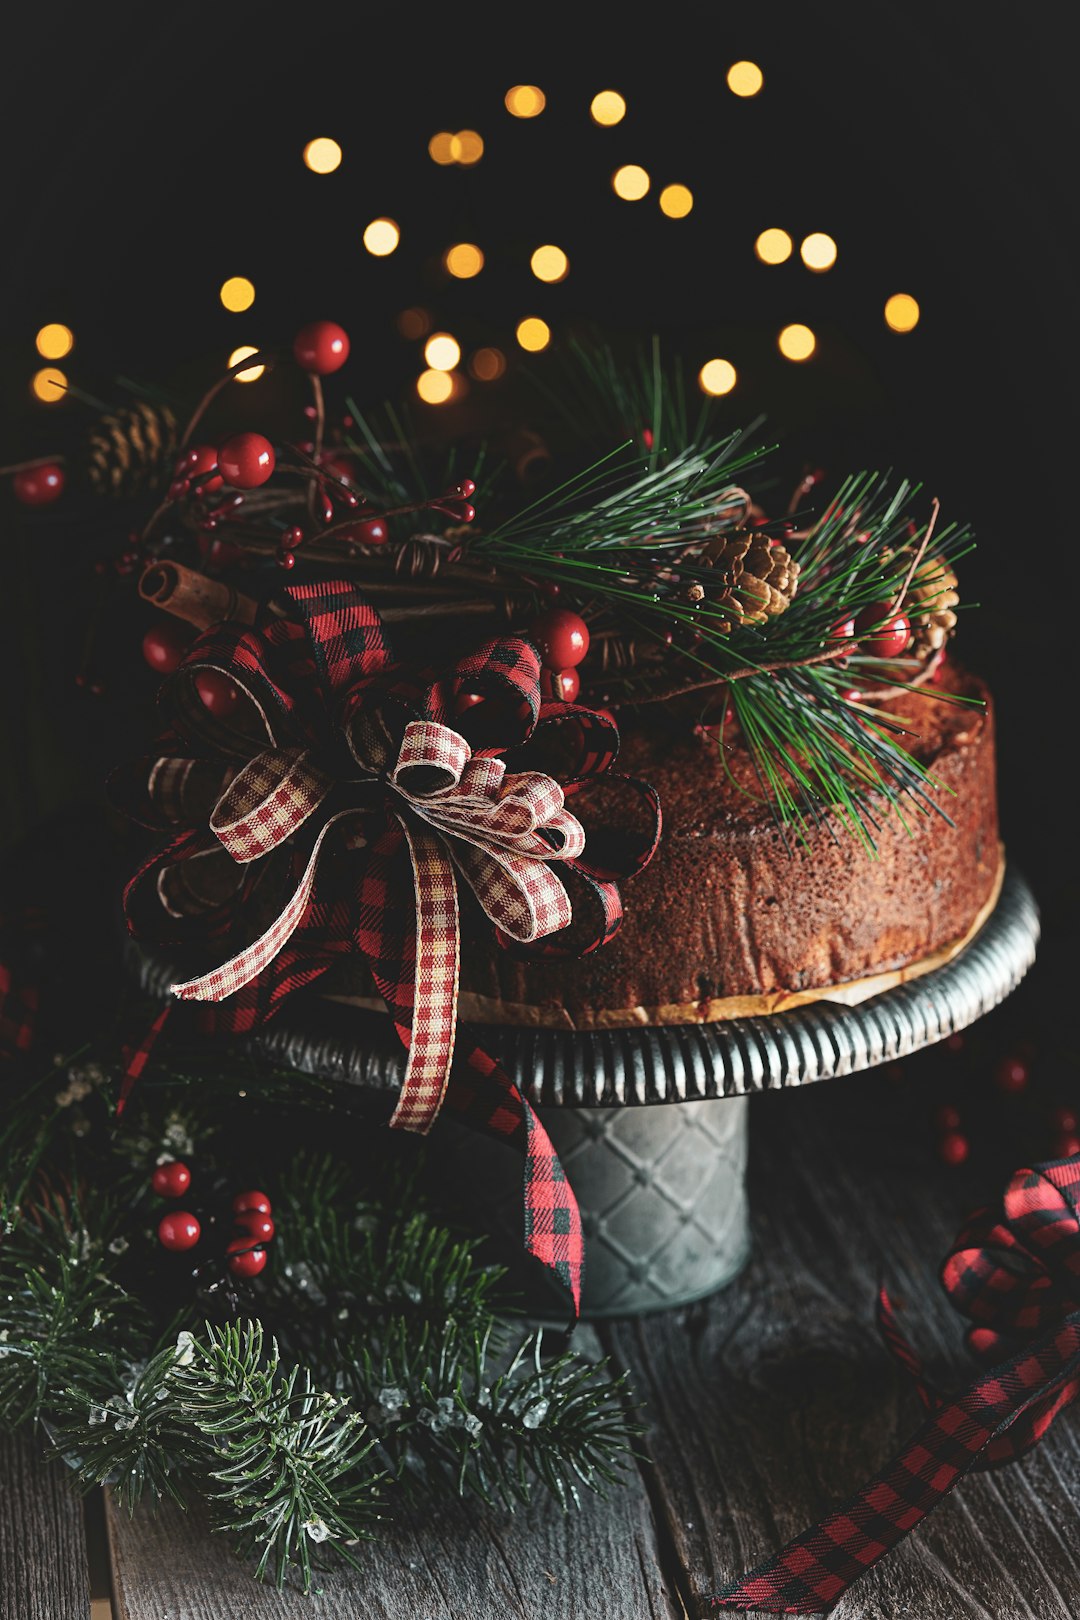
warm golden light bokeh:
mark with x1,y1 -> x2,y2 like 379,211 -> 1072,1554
303,137 -> 342,173
777,324 -> 816,361
470,347 -> 507,381
530,244 -> 569,283
445,242 -> 484,279
590,90 -> 626,126
698,358 -> 737,396
428,131 -> 456,165
755,228 -> 793,264
35,323 -> 74,359
516,317 -> 551,352
884,293 -> 921,332
416,369 -> 455,404
450,129 -> 484,165
219,276 -> 256,312
424,333 -> 462,372
31,366 -> 67,402
227,346 -> 265,382
727,61 -> 764,97
612,164 -> 650,201
505,84 -> 546,118
659,184 -> 694,218
800,233 -> 838,272
363,218 -> 400,256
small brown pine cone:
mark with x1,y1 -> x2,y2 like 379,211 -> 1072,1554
907,555 -> 959,659
84,401 -> 179,500
699,531 -> 800,630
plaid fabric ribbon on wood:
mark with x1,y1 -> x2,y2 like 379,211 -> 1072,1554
114,580 -> 661,1316
710,1154 -> 1080,1614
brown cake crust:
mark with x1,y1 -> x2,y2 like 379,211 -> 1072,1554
452,663 -> 1000,1026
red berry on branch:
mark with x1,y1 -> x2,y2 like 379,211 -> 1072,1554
183,443 -> 224,493
854,603 -> 911,659
141,621 -> 190,675
235,1211 -> 275,1243
321,453 -> 360,485
937,1130 -> 970,1166
530,608 -> 590,669
151,1160 -> 192,1198
293,320 -> 350,374
540,667 -> 581,702
994,1054 -> 1030,1094
218,432 -> 275,489
344,517 -> 389,546
158,1211 -> 201,1251
13,463 -> 65,505
226,1239 -> 268,1277
232,1189 -> 272,1216
449,478 -> 477,499
194,669 -> 242,716
277,551 -> 297,569
829,616 -> 856,644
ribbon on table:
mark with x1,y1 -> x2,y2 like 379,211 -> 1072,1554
115,579 -> 661,1315
710,1155 -> 1080,1615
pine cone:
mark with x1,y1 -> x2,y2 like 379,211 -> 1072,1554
84,402 -> 179,499
907,554 -> 959,659
696,531 -> 800,630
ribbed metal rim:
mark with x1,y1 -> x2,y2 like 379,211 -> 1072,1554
128,865 -> 1040,1109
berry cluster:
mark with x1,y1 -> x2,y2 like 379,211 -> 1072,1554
152,1159 -> 276,1279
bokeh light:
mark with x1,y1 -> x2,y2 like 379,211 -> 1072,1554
429,132 -> 456,165
755,228 -> 793,264
698,358 -> 737,396
31,366 -> 67,402
450,130 -> 484,165
659,184 -> 694,218
516,317 -> 551,352
884,293 -> 921,332
530,244 -> 569,283
612,164 -> 650,201
227,346 -> 265,382
800,233 -> 838,272
445,242 -> 484,279
777,324 -> 816,362
219,276 -> 255,312
727,61 -> 764,97
303,137 -> 342,173
363,218 -> 400,256
397,307 -> 432,339
424,333 -> 461,372
505,85 -> 546,118
35,323 -> 73,359
470,347 -> 506,381
416,369 -> 455,404
590,90 -> 626,126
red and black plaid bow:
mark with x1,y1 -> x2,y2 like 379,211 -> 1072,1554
710,1154 -> 1080,1614
115,580 -> 660,1316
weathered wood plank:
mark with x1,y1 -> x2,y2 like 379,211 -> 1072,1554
0,1429 -> 92,1620
106,1327 -> 680,1620
601,1054 -> 1080,1620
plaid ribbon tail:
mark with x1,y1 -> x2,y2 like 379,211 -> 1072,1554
709,1313 -> 1080,1614
387,817 -> 460,1134
118,1001 -> 174,1117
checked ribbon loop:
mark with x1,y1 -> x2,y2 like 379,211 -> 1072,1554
115,580 -> 661,1316
710,1154 -> 1080,1614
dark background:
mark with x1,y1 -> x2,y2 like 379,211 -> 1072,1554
2,2 -> 1076,1019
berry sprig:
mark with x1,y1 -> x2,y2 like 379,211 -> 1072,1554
151,1160 -> 277,1280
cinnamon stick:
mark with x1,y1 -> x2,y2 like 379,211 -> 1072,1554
139,562 -> 257,630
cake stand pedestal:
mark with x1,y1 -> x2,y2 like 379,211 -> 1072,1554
130,865 -> 1040,1321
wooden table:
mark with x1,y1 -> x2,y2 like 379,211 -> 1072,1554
4,1009 -> 1078,1620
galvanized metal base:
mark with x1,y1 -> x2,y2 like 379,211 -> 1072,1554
128,865 -> 1039,1318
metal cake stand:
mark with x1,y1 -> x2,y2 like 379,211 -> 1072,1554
130,865 -> 1040,1319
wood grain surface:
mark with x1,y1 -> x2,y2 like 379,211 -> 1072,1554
0,1430 -> 91,1620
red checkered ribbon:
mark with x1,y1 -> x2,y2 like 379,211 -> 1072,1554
115,580 -> 661,1315
710,1155 -> 1080,1614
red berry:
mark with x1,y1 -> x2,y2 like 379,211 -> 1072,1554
321,453 -> 360,486
183,443 -> 223,493
344,517 -> 389,546
541,667 -> 581,702
151,1160 -> 192,1198
829,616 -> 856,644
530,608 -> 590,669
218,432 -> 275,489
141,621 -> 191,675
937,1130 -> 970,1166
232,1189 -> 272,1216
277,550 -> 297,570
854,603 -> 911,659
226,1239 -> 268,1277
1051,1105 -> 1078,1133
13,463 -> 65,505
235,1210 -> 275,1242
994,1054 -> 1030,1094
293,321 -> 350,375
934,1103 -> 961,1131
194,669 -> 242,716
158,1211 -> 201,1251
